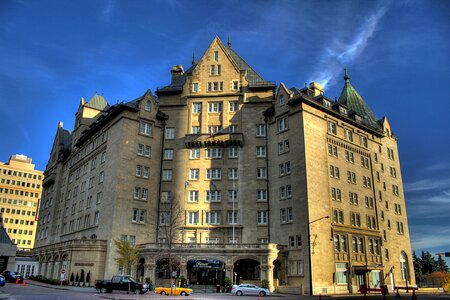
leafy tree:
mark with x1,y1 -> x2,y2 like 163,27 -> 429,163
437,255 -> 449,273
75,272 -> 79,283
86,271 -> 91,286
80,269 -> 85,286
114,239 -> 140,276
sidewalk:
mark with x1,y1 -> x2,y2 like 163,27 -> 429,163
26,279 -> 97,293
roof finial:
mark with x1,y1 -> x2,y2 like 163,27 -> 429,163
344,68 -> 350,83
192,53 -> 196,65
227,35 -> 231,49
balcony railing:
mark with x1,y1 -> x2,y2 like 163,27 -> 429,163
184,133 -> 244,148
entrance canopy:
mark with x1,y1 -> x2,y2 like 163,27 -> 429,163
188,259 -> 224,270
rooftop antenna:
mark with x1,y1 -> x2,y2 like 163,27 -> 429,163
227,35 -> 231,49
192,53 -> 196,65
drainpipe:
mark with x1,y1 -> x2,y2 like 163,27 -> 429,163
155,116 -> 167,243
264,117 -> 271,243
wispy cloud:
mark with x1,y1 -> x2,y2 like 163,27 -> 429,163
404,177 -> 450,192
308,4 -> 389,89
101,0 -> 116,24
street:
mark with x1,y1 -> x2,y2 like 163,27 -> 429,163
0,282 -> 449,300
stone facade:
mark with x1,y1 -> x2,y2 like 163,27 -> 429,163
32,37 -> 414,295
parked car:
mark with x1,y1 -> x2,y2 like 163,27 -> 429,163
155,286 -> 193,296
1,271 -> 24,284
95,275 -> 149,294
0,275 -> 5,287
231,284 -> 270,297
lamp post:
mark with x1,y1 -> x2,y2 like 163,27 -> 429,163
308,216 -> 330,296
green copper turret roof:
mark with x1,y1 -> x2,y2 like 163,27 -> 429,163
85,94 -> 109,111
337,69 -> 378,127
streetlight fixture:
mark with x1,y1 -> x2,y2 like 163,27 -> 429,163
308,215 -> 330,296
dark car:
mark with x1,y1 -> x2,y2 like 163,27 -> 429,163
1,271 -> 24,283
0,275 -> 5,287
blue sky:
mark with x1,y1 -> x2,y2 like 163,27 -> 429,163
0,0 -> 449,261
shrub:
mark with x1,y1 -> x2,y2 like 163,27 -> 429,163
261,280 -> 270,289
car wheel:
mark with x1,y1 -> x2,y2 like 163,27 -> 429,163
181,291 -> 187,296
100,287 -> 107,293
259,291 -> 266,297
160,291 -> 166,295
236,290 -> 243,296
134,289 -> 140,295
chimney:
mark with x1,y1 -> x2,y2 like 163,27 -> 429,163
309,82 -> 324,97
170,65 -> 184,84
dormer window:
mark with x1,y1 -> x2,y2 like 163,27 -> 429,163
323,100 -> 331,108
279,94 -> 285,106
339,107 -> 347,116
144,100 -> 151,112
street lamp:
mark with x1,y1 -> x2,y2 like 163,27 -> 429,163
308,216 -> 330,296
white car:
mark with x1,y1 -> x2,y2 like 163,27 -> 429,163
231,284 -> 270,296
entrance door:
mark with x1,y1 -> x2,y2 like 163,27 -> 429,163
356,273 -> 366,288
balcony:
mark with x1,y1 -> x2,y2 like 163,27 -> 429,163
184,133 -> 244,148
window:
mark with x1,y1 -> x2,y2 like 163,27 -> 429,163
333,209 -> 344,224
279,162 -> 291,176
159,212 -> 169,225
360,136 -> 368,148
257,167 -> 267,179
206,168 -> 221,180
277,116 -> 288,132
256,124 -> 266,137
363,176 -> 372,188
256,146 -> 266,158
192,102 -> 202,113
232,80 -> 239,90
229,101 -> 238,112
161,191 -> 171,202
188,191 -> 199,202
207,125 -> 222,134
192,83 -> 199,93
394,203 -> 402,215
133,187 -> 141,199
191,126 -> 201,134
205,211 -> 220,224
334,235 -> 348,252
189,169 -> 199,180
279,140 -> 290,154
345,150 -> 354,163
227,211 -> 238,224
144,100 -> 151,111
397,221 -> 405,234
228,190 -> 238,202
206,148 -> 222,159
345,128 -> 353,142
289,236 -> 295,248
190,148 -> 200,159
165,127 -> 175,139
280,208 -> 286,223
336,263 -> 348,284
206,190 -> 222,202
328,121 -> 337,134
210,65 -> 215,75
351,212 -> 361,227
143,166 -> 150,178
163,149 -> 174,160
228,168 -> 238,180
347,171 -> 356,183
228,147 -> 239,158
188,211 -> 198,224
392,184 -> 399,196
365,196 -> 374,208
361,156 -> 369,168
162,170 -> 172,181
137,144 -> 151,157
328,144 -> 338,157
208,102 -> 222,112
331,187 -> 342,201
132,209 -> 139,222
349,192 -> 358,205
296,235 -> 302,247
141,188 -> 148,200
101,151 -> 106,163
139,121 -> 152,136
257,189 -> 267,201
135,165 -> 142,177
96,192 -> 102,204
367,215 -> 377,229
214,51 -> 218,61
99,171 -> 104,183
139,210 -> 147,223
229,124 -> 238,133
279,94 -> 285,106
390,167 -> 397,178
329,165 -> 340,178
257,211 -> 268,224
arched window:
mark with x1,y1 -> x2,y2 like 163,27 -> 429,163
400,252 -> 409,281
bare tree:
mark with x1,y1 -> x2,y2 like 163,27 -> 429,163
158,199 -> 184,293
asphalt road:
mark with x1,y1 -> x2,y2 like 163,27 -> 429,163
0,281 -> 449,300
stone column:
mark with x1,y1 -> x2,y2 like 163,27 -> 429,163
145,263 -> 155,285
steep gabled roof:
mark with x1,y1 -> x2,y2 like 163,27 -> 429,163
0,227 -> 13,244
226,47 -> 265,83
337,70 -> 379,128
85,94 -> 110,111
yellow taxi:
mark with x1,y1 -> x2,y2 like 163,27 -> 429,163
155,286 -> 193,296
